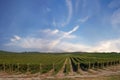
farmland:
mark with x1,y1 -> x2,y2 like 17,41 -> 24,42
0,51 -> 120,79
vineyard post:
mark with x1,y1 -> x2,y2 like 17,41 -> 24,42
113,61 -> 115,71
111,61 -> 113,66
116,60 -> 118,65
88,62 -> 90,69
27,63 -> 29,73
108,61 -> 109,67
77,63 -> 79,72
9,64 -> 11,73
115,61 -> 117,65
8,64 -> 11,72
114,61 -> 116,66
9,64 -> 12,73
117,60 -> 119,65
100,62 -> 101,69
53,63 -> 55,74
39,63 -> 41,75
101,62 -> 103,69
108,61 -> 109,66
99,62 -> 101,69
11,64 -> 13,73
97,62 -> 99,69
95,62 -> 97,69
112,61 -> 114,66
103,62 -> 105,68
110,61 -> 111,66
106,62 -> 108,67
107,61 -> 109,67
113,61 -> 115,66
3,63 -> 5,72
115,61 -> 117,71
98,62 -> 100,69
102,62 -> 104,69
92,63 -> 94,69
17,63 -> 19,73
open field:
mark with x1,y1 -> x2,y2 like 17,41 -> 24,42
0,51 -> 120,80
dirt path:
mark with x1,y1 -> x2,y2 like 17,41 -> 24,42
56,58 -> 68,76
68,58 -> 74,75
64,65 -> 120,78
0,64 -> 120,80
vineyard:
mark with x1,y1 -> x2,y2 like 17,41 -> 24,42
0,51 -> 120,77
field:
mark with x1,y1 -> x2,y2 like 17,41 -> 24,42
0,51 -> 120,80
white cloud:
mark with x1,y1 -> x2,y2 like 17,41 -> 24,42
42,29 -> 59,35
61,38 -> 120,52
49,25 -> 79,49
111,8 -> 120,27
5,26 -> 79,52
6,37 -> 89,52
41,28 -> 76,39
78,16 -> 89,23
61,25 -> 79,39
58,42 -> 91,52
6,26 -> 120,52
5,34 -> 120,52
10,35 -> 21,42
91,39 -> 120,52
55,38 -> 120,52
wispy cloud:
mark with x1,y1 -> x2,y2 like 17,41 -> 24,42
5,33 -> 120,52
60,25 -> 79,39
78,16 -> 90,23
50,25 -> 79,49
52,18 -> 57,27
111,8 -> 120,27
10,35 -> 21,42
5,26 -> 79,52
42,29 -> 59,35
41,28 -> 76,39
62,0 -> 73,27
75,0 -> 80,13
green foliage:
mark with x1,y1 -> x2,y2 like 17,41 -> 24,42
0,51 -> 120,74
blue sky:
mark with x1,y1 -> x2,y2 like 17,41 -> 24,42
0,0 -> 120,52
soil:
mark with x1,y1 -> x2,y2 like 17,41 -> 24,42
0,65 -> 120,80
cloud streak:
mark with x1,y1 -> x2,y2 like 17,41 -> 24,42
75,0 -> 80,13
111,8 -> 120,28
50,25 -> 79,49
62,0 -> 73,26
78,16 -> 90,23
10,35 -> 21,42
5,26 -> 79,52
41,28 -> 76,39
